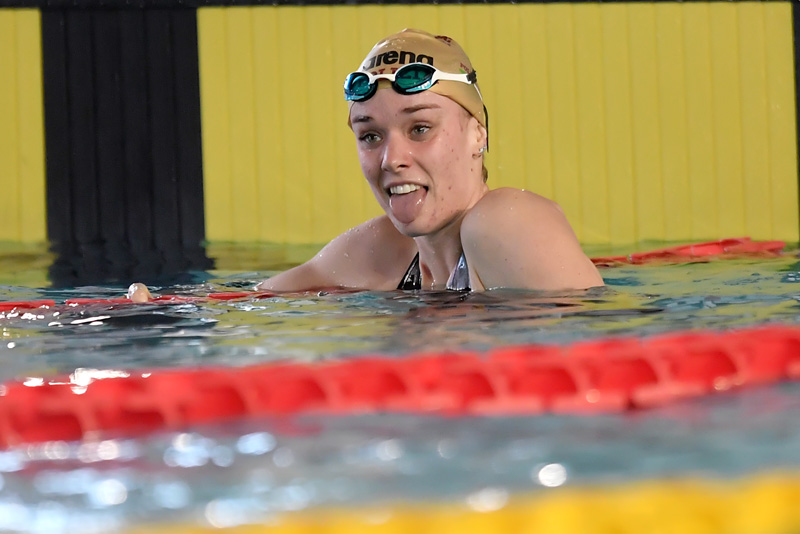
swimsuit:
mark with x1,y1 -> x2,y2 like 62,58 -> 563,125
397,252 -> 471,291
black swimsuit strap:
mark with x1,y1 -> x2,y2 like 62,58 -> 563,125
397,252 -> 471,291
397,253 -> 422,290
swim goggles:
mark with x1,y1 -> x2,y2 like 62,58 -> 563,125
344,62 -> 478,102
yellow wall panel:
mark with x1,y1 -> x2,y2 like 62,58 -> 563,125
545,5 -> 582,229
252,8 -> 287,243
739,3 -> 773,240
198,9 -> 234,242
305,7 -> 338,245
575,4 -> 610,243
329,7 -> 366,235
710,4 -> 746,239
277,9 -> 313,244
629,4 -> 665,241
765,4 -> 799,240
0,13 -> 20,239
684,4 -> 717,239
602,5 -> 636,245
657,4 -> 692,241
198,2 -> 798,246
519,6 -> 553,201
493,5 -> 526,192
0,9 -> 45,243
226,8 -> 259,242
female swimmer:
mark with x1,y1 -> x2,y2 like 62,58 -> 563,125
254,29 -> 602,293
129,28 -> 602,302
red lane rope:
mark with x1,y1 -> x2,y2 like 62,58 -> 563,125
0,291 -> 277,312
61,291 -> 277,306
591,237 -> 785,266
2,325 -> 800,447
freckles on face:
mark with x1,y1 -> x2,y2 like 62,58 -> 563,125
348,89 -> 485,233
350,93 -> 448,175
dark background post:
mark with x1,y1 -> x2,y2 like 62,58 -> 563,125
41,6 -> 212,287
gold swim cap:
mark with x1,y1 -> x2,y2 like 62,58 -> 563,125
347,28 -> 487,130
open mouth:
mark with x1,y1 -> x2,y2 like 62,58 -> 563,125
388,184 -> 428,196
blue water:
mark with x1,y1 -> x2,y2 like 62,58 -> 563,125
1,245 -> 800,532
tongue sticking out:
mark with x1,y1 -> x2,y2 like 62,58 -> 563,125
389,187 -> 427,224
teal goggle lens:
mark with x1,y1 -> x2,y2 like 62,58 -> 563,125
343,72 -> 379,101
393,64 -> 437,92
344,63 -> 474,102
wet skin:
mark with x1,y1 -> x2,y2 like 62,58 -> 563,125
130,87 -> 604,297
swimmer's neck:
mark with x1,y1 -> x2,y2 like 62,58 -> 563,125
408,185 -> 487,289
414,223 -> 464,290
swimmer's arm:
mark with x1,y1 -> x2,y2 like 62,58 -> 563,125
461,188 -> 604,291
126,218 -> 407,300
254,259 -> 334,292
254,233 -> 363,292
255,216 -> 414,292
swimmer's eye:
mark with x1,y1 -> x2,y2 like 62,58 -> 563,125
410,124 -> 431,137
358,132 -> 382,144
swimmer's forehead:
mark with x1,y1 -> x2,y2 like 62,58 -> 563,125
351,105 -> 439,124
349,92 -> 462,125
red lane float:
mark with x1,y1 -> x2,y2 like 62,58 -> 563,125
591,237 -> 785,266
0,300 -> 57,312
61,291 -> 277,306
0,291 -> 277,312
2,325 -> 800,447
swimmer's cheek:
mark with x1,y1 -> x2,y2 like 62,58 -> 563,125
127,282 -> 153,303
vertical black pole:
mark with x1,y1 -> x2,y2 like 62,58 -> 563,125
41,7 -> 212,287
41,10 -> 74,282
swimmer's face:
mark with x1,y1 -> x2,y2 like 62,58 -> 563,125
349,89 -> 488,237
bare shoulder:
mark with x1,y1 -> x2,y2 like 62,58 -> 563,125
334,214 -> 406,248
462,188 -> 573,248
466,187 -> 564,224
323,215 -> 413,264
461,188 -> 603,291
257,216 -> 416,292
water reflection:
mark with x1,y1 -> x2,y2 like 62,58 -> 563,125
1,250 -> 800,532
0,383 -> 799,532
1,256 -> 800,382
380,288 -> 661,352
47,241 -> 213,289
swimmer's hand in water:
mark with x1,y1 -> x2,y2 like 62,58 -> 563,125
127,283 -> 153,303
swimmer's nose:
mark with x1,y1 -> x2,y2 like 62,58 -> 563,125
380,134 -> 412,174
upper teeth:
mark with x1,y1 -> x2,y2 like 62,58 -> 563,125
389,184 -> 421,195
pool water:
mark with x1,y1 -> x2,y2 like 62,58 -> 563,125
1,244 -> 800,532
3,249 -> 800,380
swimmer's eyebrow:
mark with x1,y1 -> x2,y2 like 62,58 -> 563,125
351,103 -> 442,125
401,103 -> 441,114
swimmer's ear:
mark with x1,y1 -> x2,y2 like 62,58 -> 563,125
469,116 -> 488,154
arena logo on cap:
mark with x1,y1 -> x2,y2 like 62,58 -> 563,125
362,50 -> 434,71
